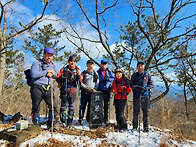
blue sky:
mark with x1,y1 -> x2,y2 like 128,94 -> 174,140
4,0 -> 195,87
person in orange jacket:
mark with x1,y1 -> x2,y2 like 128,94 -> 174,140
56,55 -> 82,127
111,67 -> 131,131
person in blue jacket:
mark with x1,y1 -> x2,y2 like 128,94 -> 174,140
97,59 -> 114,123
130,61 -> 154,132
30,47 -> 57,129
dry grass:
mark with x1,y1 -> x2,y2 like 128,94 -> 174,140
150,98 -> 196,141
0,86 -> 195,142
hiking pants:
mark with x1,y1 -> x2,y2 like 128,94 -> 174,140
114,99 -> 127,130
60,92 -> 77,123
133,95 -> 149,126
102,90 -> 110,123
79,89 -> 91,122
30,84 -> 57,124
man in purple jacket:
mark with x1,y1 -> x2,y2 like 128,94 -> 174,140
30,47 -> 57,129
130,61 -> 154,132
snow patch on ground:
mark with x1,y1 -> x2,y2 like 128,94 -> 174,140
0,119 -> 196,147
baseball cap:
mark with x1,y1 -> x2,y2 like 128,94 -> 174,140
101,59 -> 107,64
68,55 -> 77,62
114,67 -> 123,73
87,60 -> 94,64
137,61 -> 145,66
44,47 -> 55,55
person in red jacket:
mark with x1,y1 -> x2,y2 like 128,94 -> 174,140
111,67 -> 131,131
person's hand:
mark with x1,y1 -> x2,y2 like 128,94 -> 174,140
62,71 -> 69,79
47,72 -> 53,78
122,86 -> 127,94
75,74 -> 81,81
85,87 -> 93,93
104,76 -> 109,81
135,85 -> 143,89
92,89 -> 97,93
143,87 -> 148,91
48,70 -> 55,75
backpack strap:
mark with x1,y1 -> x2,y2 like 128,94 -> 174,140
82,70 -> 98,83
82,70 -> 87,82
93,70 -> 98,83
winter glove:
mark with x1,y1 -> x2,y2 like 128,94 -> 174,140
122,86 -> 127,94
136,85 -> 147,93
62,71 -> 69,79
75,74 -> 81,81
126,81 -> 130,88
103,76 -> 109,82
85,86 -> 93,93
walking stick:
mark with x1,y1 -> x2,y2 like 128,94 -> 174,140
77,80 -> 84,131
50,77 -> 54,136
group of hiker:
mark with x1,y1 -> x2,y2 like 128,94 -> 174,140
29,47 -> 154,132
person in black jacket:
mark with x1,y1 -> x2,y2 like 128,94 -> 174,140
56,55 -> 81,127
130,61 -> 154,132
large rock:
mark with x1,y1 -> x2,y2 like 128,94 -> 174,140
0,125 -> 41,144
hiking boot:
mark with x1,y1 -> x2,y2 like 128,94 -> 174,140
47,121 -> 57,132
120,128 -> 127,133
67,119 -> 73,126
132,123 -> 138,131
103,117 -> 108,124
76,119 -> 82,126
143,127 -> 149,132
143,124 -> 149,132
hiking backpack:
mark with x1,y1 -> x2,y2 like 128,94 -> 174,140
24,59 -> 46,86
82,70 -> 98,83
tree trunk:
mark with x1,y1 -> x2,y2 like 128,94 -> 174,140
0,40 -> 7,98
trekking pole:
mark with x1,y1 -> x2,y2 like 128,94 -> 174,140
77,81 -> 84,131
64,78 -> 68,127
50,77 -> 54,137
138,87 -> 141,145
108,92 -> 111,125
45,104 -> 48,119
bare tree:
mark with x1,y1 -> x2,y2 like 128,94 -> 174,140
0,0 -> 49,97
55,0 -> 126,67
120,0 -> 196,103
55,0 -> 195,104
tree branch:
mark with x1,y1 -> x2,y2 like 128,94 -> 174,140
6,2 -> 49,40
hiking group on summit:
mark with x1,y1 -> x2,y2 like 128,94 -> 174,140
27,47 -> 154,132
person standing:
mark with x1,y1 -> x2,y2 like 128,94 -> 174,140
77,60 -> 99,125
97,59 -> 114,123
56,55 -> 81,127
111,67 -> 131,131
130,61 -> 154,132
30,47 -> 57,129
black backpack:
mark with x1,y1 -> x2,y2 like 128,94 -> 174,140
24,59 -> 44,86
24,69 -> 32,86
82,70 -> 98,83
